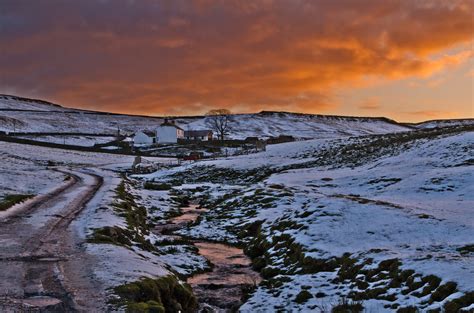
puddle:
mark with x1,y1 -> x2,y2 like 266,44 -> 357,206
157,204 -> 262,312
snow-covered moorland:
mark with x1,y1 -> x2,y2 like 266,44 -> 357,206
0,94 -> 412,139
137,125 -> 474,312
0,109 -> 472,312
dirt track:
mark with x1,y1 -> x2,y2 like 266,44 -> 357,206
0,168 -> 104,312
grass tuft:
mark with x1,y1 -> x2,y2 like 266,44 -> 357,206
0,194 -> 34,211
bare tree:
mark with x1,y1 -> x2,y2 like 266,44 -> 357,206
205,109 -> 232,141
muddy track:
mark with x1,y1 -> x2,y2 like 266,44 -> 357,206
0,168 -> 104,312
26,170 -> 104,254
0,170 -> 80,222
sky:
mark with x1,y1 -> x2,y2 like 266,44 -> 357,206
0,0 -> 472,122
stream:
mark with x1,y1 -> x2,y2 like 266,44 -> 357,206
155,205 -> 262,312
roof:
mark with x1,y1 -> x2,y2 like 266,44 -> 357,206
135,130 -> 155,137
160,121 -> 183,130
184,130 -> 213,137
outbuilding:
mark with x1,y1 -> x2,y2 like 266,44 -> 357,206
133,130 -> 156,145
184,130 -> 213,141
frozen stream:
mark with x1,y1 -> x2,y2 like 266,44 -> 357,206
156,205 -> 262,312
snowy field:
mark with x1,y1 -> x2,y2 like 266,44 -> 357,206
137,125 -> 474,312
0,141 -> 144,199
1,98 -> 473,311
16,135 -> 116,147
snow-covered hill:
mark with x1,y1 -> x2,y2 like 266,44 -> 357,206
408,118 -> 474,129
0,94 -> 410,139
176,111 -> 410,140
138,125 -> 474,312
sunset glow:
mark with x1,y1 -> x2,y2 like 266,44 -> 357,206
1,0 -> 473,121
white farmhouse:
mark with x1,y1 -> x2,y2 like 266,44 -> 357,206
133,130 -> 156,146
156,120 -> 184,143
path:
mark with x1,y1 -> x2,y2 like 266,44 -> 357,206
0,168 -> 104,312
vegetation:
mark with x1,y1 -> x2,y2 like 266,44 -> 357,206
0,194 -> 34,211
430,281 -> 457,302
294,290 -> 313,304
88,178 -> 155,252
457,244 -> 474,255
143,182 -> 172,191
114,276 -> 197,313
443,291 -> 474,312
205,109 -> 232,141
331,298 -> 363,313
169,165 -> 276,185
150,127 -> 474,311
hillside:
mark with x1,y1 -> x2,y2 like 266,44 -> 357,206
0,95 -> 472,311
136,125 -> 474,312
407,119 -> 474,129
0,94 -> 411,139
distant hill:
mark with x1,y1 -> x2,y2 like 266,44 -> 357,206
0,94 -> 426,139
0,94 -> 65,111
406,119 -> 474,129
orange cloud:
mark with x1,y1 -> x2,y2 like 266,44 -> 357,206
358,97 -> 381,110
403,110 -> 460,119
0,0 -> 472,118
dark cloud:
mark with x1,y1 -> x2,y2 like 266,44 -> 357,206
0,0 -> 472,115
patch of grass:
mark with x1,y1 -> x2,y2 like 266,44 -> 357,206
443,291 -> 474,312
0,194 -> 34,211
88,226 -> 133,247
331,298 -> 363,313
412,275 -> 441,297
402,274 -> 425,294
169,165 -> 276,185
457,244 -> 474,255
337,253 -> 363,281
154,237 -> 192,246
114,276 -> 197,313
430,281 -> 457,303
143,182 -> 172,191
169,192 -> 190,208
89,178 -> 156,252
350,287 -> 388,301
295,290 -> 313,304
268,184 -> 285,189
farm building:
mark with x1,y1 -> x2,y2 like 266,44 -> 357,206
184,130 -> 213,141
133,130 -> 156,145
157,120 -> 184,143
